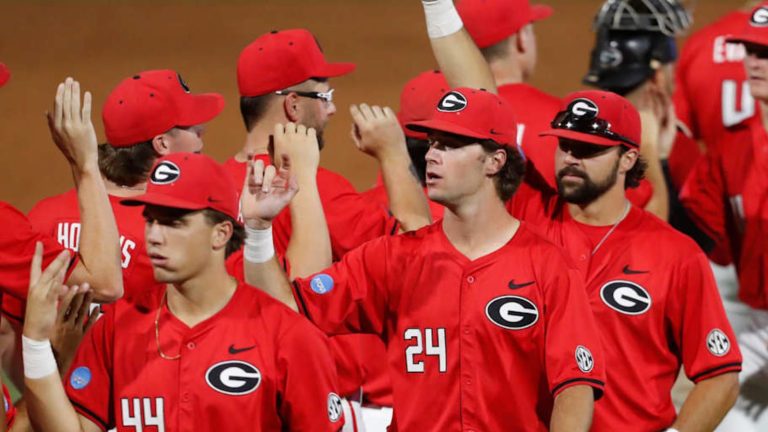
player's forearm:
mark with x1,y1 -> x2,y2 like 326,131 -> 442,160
380,150 -> 432,232
549,385 -> 594,432
286,174 -> 332,278
8,400 -> 32,432
24,374 -> 84,432
671,372 -> 739,432
421,0 -> 497,93
640,147 -> 670,221
70,166 -> 123,302
244,254 -> 298,312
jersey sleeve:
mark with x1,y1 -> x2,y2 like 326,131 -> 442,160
292,237 -> 391,336
679,150 -> 728,245
540,253 -> 606,399
0,204 -> 76,300
669,252 -> 742,382
65,306 -> 115,430
278,320 -> 344,431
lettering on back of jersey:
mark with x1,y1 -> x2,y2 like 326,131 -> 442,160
56,222 -> 136,268
121,397 -> 165,432
712,36 -> 746,64
205,361 -> 261,395
706,329 -> 731,357
721,80 -> 755,127
485,295 -> 539,330
600,280 -> 652,315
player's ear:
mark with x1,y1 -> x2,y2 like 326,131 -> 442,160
484,148 -> 507,177
152,133 -> 171,156
515,24 -> 533,55
618,148 -> 638,174
282,93 -> 301,123
210,219 -> 233,252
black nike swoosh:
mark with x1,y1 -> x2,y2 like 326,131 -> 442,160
228,344 -> 256,355
508,280 -> 535,290
490,129 -> 503,135
622,265 -> 649,275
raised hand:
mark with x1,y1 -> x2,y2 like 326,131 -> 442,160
51,289 -> 98,374
350,104 -> 408,160
23,242 -> 85,342
46,77 -> 98,172
240,152 -> 299,229
272,122 -> 320,178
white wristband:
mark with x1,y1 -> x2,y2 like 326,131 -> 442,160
422,0 -> 464,39
22,335 -> 58,379
244,225 -> 275,263
665,429 -> 680,432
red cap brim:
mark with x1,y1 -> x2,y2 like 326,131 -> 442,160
726,35 -> 768,47
0,63 -> 10,88
530,4 -> 554,23
407,119 -> 490,141
121,192 -> 208,211
176,93 -> 225,128
314,62 -> 356,78
539,129 -> 626,147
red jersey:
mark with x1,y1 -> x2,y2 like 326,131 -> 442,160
223,156 -> 398,261
499,83 -> 561,190
509,188 -> 743,431
0,201 -> 75,300
292,222 -> 606,432
28,188 -> 158,302
680,113 -> 768,310
65,283 -> 343,431
2,383 -> 16,429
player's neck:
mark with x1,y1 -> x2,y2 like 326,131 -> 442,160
759,100 -> 768,131
165,264 -> 238,327
442,192 -> 520,260
567,185 -> 629,226
489,58 -> 526,87
235,121 -> 280,162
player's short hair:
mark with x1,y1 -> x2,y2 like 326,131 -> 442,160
619,146 -> 646,188
479,139 -> 526,201
98,141 -> 157,187
480,37 -> 511,63
202,209 -> 245,258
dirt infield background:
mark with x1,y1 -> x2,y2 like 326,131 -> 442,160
0,0 -> 743,211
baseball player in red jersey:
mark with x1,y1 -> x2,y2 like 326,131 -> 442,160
506,89 -> 742,431
21,152 -> 343,431
681,5 -> 768,428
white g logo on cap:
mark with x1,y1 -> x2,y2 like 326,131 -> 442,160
752,7 -> 768,26
568,98 -> 600,119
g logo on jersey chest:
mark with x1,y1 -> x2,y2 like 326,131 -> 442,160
485,295 -> 539,330
205,361 -> 261,396
600,280 -> 652,315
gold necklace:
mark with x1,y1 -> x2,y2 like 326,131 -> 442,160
591,201 -> 631,256
155,291 -> 181,361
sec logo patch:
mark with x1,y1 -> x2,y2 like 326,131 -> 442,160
706,329 -> 731,357
575,346 -> 594,373
310,274 -> 334,294
70,366 -> 92,390
327,392 -> 343,423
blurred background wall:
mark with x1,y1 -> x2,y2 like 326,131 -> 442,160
0,0 -> 743,211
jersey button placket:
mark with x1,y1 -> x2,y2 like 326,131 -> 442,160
460,270 -> 479,430
179,337 -> 195,432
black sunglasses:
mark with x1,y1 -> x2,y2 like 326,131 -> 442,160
550,110 -> 637,148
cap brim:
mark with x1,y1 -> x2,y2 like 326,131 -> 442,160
121,193 -> 207,211
176,93 -> 225,128
539,129 -> 624,147
313,62 -> 356,78
406,119 -> 489,141
725,35 -> 768,46
0,63 -> 10,88
530,4 -> 553,23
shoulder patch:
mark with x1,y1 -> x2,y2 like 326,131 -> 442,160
310,274 -> 334,295
327,392 -> 343,423
70,366 -> 92,390
706,329 -> 731,357
575,345 -> 594,373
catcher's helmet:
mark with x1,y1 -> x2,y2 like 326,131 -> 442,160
583,0 -> 692,94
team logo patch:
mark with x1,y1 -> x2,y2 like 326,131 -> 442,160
575,346 -> 594,373
599,46 -> 623,68
150,161 -> 181,185
600,280 -> 652,315
706,329 -> 731,357
327,393 -> 343,423
205,361 -> 262,396
485,295 -> 539,330
752,6 -> 768,27
177,73 -> 191,93
70,366 -> 92,390
437,91 -> 468,113
310,273 -> 334,295
567,98 -> 599,119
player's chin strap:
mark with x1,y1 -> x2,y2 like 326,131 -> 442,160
421,0 -> 464,39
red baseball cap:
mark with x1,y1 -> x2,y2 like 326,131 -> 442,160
540,90 -> 641,149
457,0 -> 553,49
398,70 -> 450,139
102,70 -> 224,147
726,3 -> 768,47
121,153 -> 239,220
237,29 -> 356,97
0,63 -> 10,88
406,88 -> 518,147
